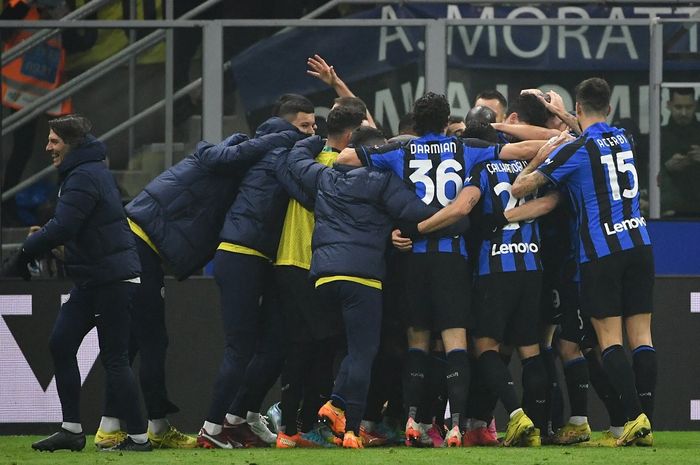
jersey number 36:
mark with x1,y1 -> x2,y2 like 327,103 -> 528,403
409,159 -> 463,207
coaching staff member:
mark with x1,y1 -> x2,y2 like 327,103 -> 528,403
7,115 -> 151,452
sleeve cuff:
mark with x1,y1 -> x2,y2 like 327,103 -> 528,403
537,167 -> 559,186
357,146 -> 370,166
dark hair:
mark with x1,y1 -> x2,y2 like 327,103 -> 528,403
270,93 -> 301,116
448,115 -> 464,125
326,106 -> 365,137
349,126 -> 386,147
463,120 -> 499,143
398,112 -> 415,135
413,92 -> 450,135
575,78 -> 611,115
465,105 -> 496,125
333,96 -> 368,116
670,87 -> 696,100
313,116 -> 328,139
475,89 -> 507,110
48,114 -> 92,146
274,94 -> 315,118
506,93 -> 551,127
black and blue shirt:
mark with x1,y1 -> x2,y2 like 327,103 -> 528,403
466,159 -> 542,275
537,122 -> 651,264
538,186 -> 580,282
357,133 -> 500,256
538,185 -> 574,270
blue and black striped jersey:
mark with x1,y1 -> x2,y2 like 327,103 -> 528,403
466,159 -> 542,275
357,133 -> 500,256
496,131 -> 511,144
537,122 -> 651,264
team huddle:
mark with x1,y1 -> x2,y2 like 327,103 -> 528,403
7,57 -> 655,453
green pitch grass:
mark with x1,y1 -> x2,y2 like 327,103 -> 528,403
2,432 -> 700,465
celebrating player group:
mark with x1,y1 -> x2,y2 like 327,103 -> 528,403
5,54 -> 655,452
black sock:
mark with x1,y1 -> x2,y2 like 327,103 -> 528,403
404,348 -> 429,421
474,387 -> 500,424
563,357 -> 589,418
500,351 -> 512,366
521,354 -> 548,432
464,355 -> 479,419
478,350 -> 519,414
423,352 -> 446,425
601,345 -> 642,421
632,345 -> 657,421
445,349 -> 470,430
467,355 -> 499,423
585,350 -> 626,427
542,346 -> 564,432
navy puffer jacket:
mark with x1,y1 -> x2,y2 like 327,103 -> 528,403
283,136 -> 461,282
218,131 -> 311,259
125,117 -> 303,279
23,135 -> 141,287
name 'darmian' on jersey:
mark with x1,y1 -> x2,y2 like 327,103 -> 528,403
409,141 -> 458,155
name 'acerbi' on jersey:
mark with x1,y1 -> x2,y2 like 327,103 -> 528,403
409,141 -> 458,155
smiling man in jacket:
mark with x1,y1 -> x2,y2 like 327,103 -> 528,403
11,115 -> 151,452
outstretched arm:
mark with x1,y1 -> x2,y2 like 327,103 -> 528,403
307,54 -> 377,128
492,123 -> 560,141
505,190 -> 560,222
499,139 -> 548,160
336,146 -> 362,166
511,133 -> 573,197
207,129 -> 303,173
417,186 -> 481,234
511,166 -> 549,199
521,89 -> 581,134
281,136 -> 328,202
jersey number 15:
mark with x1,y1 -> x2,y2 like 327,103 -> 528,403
600,150 -> 638,201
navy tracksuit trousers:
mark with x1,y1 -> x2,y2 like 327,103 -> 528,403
50,282 -> 146,434
104,237 -> 178,420
129,238 -> 177,418
206,250 -> 286,422
317,280 -> 382,435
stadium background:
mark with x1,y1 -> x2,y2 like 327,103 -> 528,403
1,0 -> 699,435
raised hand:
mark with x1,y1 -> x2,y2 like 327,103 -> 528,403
306,54 -> 337,87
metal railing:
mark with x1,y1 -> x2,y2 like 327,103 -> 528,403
2,0 -> 222,136
1,12 -> 699,220
1,0 -> 115,66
